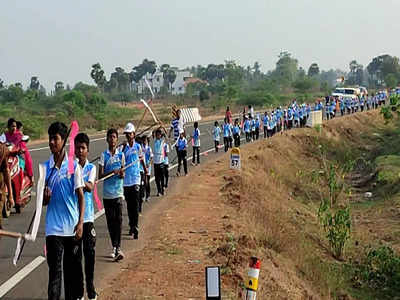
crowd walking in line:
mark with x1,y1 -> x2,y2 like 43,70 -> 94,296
0,89 -> 389,300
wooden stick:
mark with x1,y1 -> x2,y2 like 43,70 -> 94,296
136,109 -> 148,132
0,229 -> 25,239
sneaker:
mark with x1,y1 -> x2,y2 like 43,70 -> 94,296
110,247 -> 116,259
133,232 -> 138,240
114,248 -> 124,262
88,295 -> 98,300
191,162 -> 195,166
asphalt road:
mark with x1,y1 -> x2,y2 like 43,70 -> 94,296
0,119 -> 226,300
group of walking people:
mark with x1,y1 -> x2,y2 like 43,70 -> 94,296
319,92 -> 388,120
0,91 -> 390,300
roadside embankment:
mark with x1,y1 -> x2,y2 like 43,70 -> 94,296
100,110 -> 400,299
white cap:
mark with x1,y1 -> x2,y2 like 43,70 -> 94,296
124,122 -> 135,133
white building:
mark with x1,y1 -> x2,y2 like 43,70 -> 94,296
134,70 -> 192,96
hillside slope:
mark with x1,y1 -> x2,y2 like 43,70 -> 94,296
100,110 -> 400,299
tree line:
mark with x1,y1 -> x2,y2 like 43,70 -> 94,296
1,52 -> 400,105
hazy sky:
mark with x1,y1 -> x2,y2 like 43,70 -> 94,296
1,0 -> 399,90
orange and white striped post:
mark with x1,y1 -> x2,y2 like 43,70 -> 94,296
244,257 -> 261,300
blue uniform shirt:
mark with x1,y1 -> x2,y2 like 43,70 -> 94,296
223,123 -> 232,137
121,142 -> 142,186
45,155 -> 84,236
177,137 -> 187,151
233,125 -> 240,135
244,120 -> 251,132
99,148 -> 125,199
80,160 -> 96,223
213,126 -> 221,141
163,143 -> 170,165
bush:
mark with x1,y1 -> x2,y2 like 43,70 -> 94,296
318,201 -> 351,259
238,90 -> 275,107
353,246 -> 400,298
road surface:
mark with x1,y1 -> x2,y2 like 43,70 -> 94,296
0,118 -> 228,299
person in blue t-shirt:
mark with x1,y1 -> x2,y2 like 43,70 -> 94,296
153,128 -> 166,196
232,118 -> 241,147
255,117 -> 260,140
99,128 -> 125,262
43,122 -> 85,300
250,116 -> 256,141
176,131 -> 188,176
243,116 -> 251,142
120,122 -> 145,240
74,133 -> 97,300
223,118 -> 232,152
212,121 -> 221,153
191,121 -> 201,165
263,112 -> 269,138
142,136 -> 153,201
162,136 -> 170,188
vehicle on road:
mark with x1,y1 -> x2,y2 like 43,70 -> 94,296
332,87 -> 360,100
2,135 -> 33,217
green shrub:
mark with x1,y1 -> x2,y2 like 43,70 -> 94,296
353,246 -> 400,298
318,201 -> 351,259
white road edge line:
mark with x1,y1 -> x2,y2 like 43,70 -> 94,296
0,139 -> 233,297
0,256 -> 46,298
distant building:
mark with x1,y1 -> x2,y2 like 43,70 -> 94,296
134,70 -> 194,96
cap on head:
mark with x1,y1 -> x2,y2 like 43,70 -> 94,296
124,122 -> 135,133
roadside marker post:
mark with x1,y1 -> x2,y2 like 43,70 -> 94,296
230,147 -> 241,170
205,266 -> 221,300
244,257 -> 261,300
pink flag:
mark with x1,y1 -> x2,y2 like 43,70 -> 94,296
93,182 -> 103,210
68,121 -> 79,175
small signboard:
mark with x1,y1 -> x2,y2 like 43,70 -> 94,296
230,147 -> 241,170
205,266 -> 221,300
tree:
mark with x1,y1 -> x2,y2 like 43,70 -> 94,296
293,77 -> 315,93
273,51 -> 299,86
55,81 -> 64,93
367,55 -> 400,86
164,69 -> 177,92
0,78 -> 4,89
141,59 -> 157,75
346,60 -> 364,86
385,73 -> 398,89
349,60 -> 358,74
253,61 -> 261,76
29,76 -> 40,90
90,63 -> 106,90
110,67 -> 130,92
224,60 -> 244,85
308,63 -> 320,77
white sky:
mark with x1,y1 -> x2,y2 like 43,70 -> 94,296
1,0 -> 399,90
